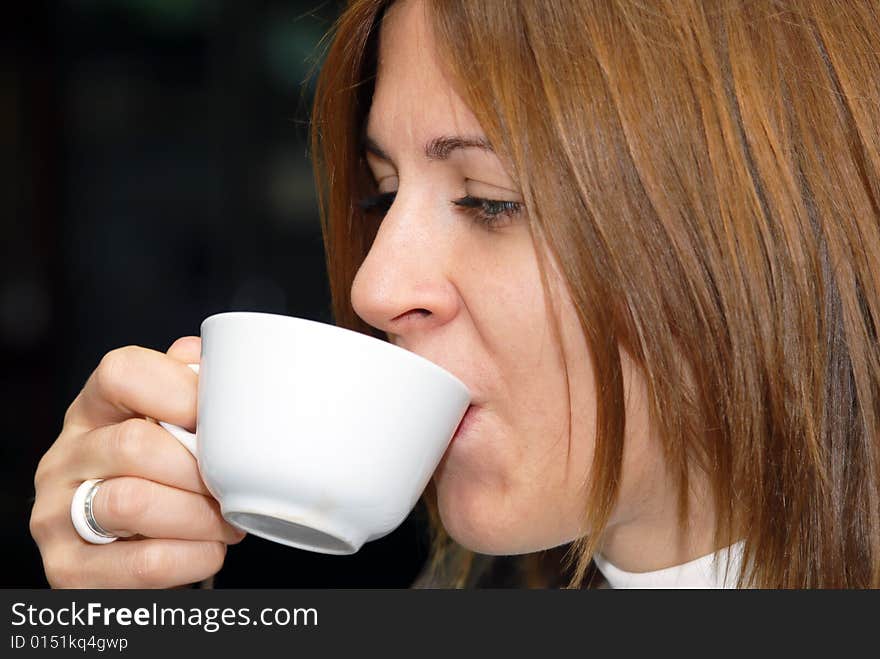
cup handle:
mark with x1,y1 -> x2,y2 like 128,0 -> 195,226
158,363 -> 200,458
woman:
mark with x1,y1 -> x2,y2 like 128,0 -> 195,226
31,0 -> 880,588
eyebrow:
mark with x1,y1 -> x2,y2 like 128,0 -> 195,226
363,134 -> 493,163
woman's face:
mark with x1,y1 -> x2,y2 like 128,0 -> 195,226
351,0 -> 667,559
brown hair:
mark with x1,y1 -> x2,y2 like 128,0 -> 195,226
310,0 -> 880,588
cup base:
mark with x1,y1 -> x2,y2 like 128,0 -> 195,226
222,498 -> 364,555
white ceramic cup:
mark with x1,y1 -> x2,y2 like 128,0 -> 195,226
158,311 -> 471,555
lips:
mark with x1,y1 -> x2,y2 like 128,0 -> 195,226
452,404 -> 478,441
389,343 -> 483,440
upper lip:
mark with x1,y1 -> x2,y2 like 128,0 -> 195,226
446,378 -> 482,405
418,359 -> 480,403
386,338 -> 483,404
438,373 -> 484,406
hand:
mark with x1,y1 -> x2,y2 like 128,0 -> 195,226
30,337 -> 246,588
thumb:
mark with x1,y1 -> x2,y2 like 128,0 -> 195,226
166,336 -> 201,364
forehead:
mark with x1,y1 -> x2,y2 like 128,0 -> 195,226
366,0 -> 482,145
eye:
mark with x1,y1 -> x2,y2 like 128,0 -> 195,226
355,191 -> 524,230
451,195 -> 523,229
357,191 -> 396,215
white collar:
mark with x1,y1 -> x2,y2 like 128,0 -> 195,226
592,540 -> 746,588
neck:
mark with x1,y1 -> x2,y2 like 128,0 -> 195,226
599,514 -> 726,573
598,463 -> 737,573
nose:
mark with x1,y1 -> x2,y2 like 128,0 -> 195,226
350,192 -> 460,344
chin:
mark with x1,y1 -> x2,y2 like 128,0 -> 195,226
434,476 -> 544,556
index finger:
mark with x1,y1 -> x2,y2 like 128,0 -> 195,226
66,346 -> 198,430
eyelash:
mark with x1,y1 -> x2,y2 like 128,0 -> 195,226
357,191 -> 522,229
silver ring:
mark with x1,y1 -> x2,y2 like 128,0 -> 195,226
71,478 -> 118,544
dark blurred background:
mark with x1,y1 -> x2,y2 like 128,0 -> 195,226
3,0 -> 431,587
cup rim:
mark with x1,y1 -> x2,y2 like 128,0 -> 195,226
199,311 -> 472,397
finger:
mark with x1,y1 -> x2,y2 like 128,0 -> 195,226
166,336 -> 201,364
46,537 -> 230,589
30,477 -> 242,550
144,337 -> 201,425
90,476 -> 245,544
67,345 -> 198,430
64,417 -> 210,496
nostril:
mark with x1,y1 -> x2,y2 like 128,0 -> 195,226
392,308 -> 431,322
